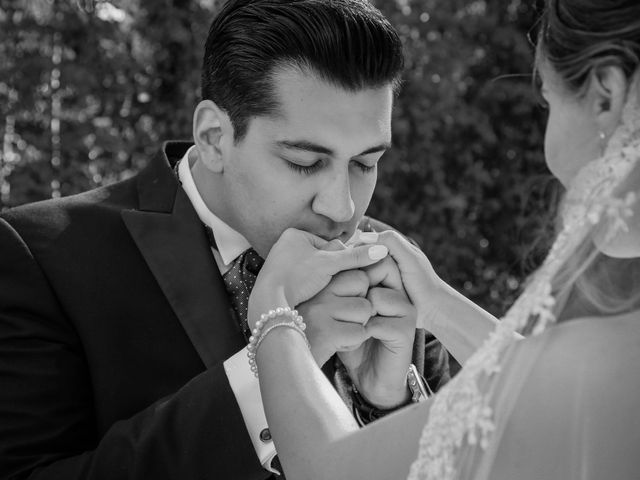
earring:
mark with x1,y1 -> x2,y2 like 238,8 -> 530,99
599,131 -> 608,156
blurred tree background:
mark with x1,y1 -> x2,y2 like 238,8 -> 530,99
0,0 -> 555,318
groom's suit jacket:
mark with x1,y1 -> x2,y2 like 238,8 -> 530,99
0,141 -> 449,480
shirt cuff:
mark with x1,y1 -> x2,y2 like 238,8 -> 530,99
224,347 -> 279,474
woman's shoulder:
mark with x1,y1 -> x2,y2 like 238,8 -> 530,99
516,308 -> 638,353
511,309 -> 640,388
483,310 -> 640,479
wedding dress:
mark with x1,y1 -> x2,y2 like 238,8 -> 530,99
324,310 -> 640,480
452,310 -> 640,480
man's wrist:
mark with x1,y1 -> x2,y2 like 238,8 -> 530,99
350,365 -> 429,425
355,382 -> 411,410
350,383 -> 411,426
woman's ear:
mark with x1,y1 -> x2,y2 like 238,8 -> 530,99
192,99 -> 233,173
587,65 -> 629,137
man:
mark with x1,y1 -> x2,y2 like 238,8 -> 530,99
0,0 -> 449,478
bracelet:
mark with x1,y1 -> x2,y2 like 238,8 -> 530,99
247,306 -> 309,377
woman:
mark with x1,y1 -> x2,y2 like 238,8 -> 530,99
248,1 -> 640,478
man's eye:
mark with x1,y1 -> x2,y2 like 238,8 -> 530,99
285,160 -> 324,175
353,161 -> 376,174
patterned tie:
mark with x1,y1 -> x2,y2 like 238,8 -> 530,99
204,225 -> 264,340
222,248 -> 264,339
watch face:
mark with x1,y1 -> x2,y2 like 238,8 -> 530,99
408,364 -> 430,401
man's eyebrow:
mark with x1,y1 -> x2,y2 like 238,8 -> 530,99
276,140 -> 333,155
276,140 -> 391,157
358,142 -> 392,156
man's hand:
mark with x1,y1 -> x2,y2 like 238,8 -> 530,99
298,253 -> 417,410
296,269 -> 374,367
342,256 -> 417,409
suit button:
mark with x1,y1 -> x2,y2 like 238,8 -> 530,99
260,428 -> 272,442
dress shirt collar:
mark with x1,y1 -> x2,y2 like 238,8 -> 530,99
178,147 -> 251,267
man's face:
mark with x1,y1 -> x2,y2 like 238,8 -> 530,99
218,68 -> 393,257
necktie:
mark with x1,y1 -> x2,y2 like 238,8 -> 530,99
222,247 -> 264,339
203,225 -> 264,340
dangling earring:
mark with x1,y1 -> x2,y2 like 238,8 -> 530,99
599,131 -> 608,156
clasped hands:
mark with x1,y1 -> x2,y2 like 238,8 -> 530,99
250,228 -> 438,410
297,233 -> 417,410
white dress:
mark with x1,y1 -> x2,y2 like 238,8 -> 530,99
318,310 -> 640,480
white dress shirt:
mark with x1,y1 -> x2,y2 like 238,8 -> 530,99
178,149 -> 278,473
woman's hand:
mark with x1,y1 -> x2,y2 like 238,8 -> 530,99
357,230 -> 446,332
359,230 -> 502,364
248,228 -> 389,330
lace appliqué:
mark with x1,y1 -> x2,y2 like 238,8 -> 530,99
408,84 -> 640,480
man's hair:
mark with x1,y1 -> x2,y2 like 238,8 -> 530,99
201,0 -> 404,141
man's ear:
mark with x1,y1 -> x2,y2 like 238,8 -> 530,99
192,99 -> 233,173
587,65 -> 628,137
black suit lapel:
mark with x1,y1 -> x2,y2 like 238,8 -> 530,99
122,143 -> 245,368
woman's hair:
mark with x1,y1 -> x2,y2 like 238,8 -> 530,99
538,1 -> 640,90
534,0 -> 640,321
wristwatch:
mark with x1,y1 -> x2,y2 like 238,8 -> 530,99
351,364 -> 431,426
407,363 -> 432,401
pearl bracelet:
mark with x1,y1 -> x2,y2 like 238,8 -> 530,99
247,306 -> 309,377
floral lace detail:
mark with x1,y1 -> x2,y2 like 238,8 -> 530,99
408,82 -> 640,480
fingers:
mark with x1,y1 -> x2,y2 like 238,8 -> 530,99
303,302 -> 372,365
364,315 -> 415,344
301,295 -> 374,326
364,230 -> 425,270
357,230 -> 443,317
329,297 -> 375,325
279,227 -> 390,278
364,287 -> 417,346
266,228 -> 394,308
321,238 -> 348,252
309,320 -> 369,366
324,270 -> 370,297
281,229 -> 347,253
281,228 -> 328,249
367,287 -> 415,319
362,256 -> 403,291
329,322 -> 370,351
318,243 -> 389,276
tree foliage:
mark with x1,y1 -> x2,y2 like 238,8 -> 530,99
0,0 -> 554,316
370,0 -> 555,315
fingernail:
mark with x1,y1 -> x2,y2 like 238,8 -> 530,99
359,231 -> 379,243
368,245 -> 388,260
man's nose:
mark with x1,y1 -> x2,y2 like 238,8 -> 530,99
311,171 -> 355,223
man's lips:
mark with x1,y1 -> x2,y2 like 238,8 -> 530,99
309,228 -> 352,243
315,232 -> 344,242
296,220 -> 357,243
